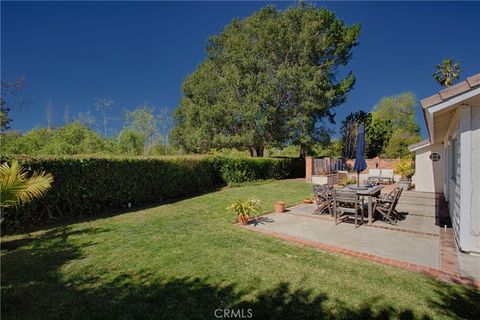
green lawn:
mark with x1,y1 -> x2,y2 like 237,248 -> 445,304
1,180 -> 478,320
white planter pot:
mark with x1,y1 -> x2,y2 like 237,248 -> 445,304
398,179 -> 411,191
312,174 -> 336,186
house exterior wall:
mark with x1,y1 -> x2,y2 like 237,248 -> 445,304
442,105 -> 480,253
469,105 -> 480,253
413,144 -> 444,193
444,114 -> 462,250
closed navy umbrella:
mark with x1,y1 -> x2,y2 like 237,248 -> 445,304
353,123 -> 367,187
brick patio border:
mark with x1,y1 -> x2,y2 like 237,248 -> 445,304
439,227 -> 461,276
241,223 -> 480,288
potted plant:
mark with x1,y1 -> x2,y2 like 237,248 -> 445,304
227,197 -> 262,225
274,201 -> 285,213
394,159 -> 414,190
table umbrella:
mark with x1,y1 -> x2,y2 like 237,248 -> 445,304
353,123 -> 367,187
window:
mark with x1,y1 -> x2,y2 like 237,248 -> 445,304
450,133 -> 460,182
429,152 -> 441,162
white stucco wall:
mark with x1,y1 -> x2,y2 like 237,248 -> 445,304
469,105 -> 480,253
413,144 -> 444,193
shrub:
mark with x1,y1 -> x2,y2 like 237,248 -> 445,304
0,155 -> 304,229
394,158 -> 414,179
0,156 -> 222,229
338,176 -> 357,186
213,157 -> 304,184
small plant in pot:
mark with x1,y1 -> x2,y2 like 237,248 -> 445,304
274,201 -> 285,213
303,198 -> 313,204
227,197 -> 262,225
394,159 -> 414,190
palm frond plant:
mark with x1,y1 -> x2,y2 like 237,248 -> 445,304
0,160 -> 53,222
433,58 -> 461,87
227,197 -> 262,225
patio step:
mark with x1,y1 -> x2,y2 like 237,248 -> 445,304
396,204 -> 441,216
398,198 -> 442,206
398,192 -> 445,207
402,191 -> 444,199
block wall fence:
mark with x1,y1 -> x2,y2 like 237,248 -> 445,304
305,157 -> 409,182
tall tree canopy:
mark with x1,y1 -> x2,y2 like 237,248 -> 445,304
338,92 -> 422,159
171,4 -> 360,156
339,110 -> 370,159
367,92 -> 421,158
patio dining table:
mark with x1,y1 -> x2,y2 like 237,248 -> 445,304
343,185 -> 384,224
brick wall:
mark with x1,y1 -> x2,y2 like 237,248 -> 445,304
306,156 -> 412,180
305,156 -> 313,182
344,157 -> 410,172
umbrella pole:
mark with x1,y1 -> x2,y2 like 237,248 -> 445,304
357,171 -> 360,187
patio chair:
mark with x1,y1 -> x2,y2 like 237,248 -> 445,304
333,189 -> 364,227
368,169 -> 381,178
365,176 -> 379,186
392,187 -> 403,217
379,169 -> 394,185
373,187 -> 401,225
313,184 -> 334,216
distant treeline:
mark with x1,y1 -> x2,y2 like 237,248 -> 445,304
1,122 -> 178,156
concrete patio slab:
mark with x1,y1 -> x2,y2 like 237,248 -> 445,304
286,203 -> 440,235
248,211 -> 440,268
458,252 -> 480,281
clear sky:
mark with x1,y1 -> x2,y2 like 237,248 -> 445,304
2,1 -> 480,138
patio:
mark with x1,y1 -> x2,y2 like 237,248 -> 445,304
244,188 -> 480,287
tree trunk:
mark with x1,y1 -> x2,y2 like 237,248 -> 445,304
299,145 -> 307,158
249,146 -> 264,157
255,146 -> 264,157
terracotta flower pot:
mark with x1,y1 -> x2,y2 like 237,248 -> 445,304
238,215 -> 249,225
303,198 -> 313,204
274,201 -> 285,213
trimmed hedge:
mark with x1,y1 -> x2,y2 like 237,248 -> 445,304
1,155 -> 304,229
214,157 -> 304,183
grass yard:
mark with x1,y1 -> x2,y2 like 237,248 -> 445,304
1,180 -> 479,320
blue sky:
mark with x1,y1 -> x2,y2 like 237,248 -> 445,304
2,1 -> 480,138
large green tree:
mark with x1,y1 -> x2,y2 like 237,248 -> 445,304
366,92 -> 421,158
171,4 -> 360,157
365,116 -> 392,158
116,128 -> 146,155
123,104 -> 159,152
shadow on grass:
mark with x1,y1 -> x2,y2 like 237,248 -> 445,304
427,279 -> 480,320
2,226 -> 479,320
